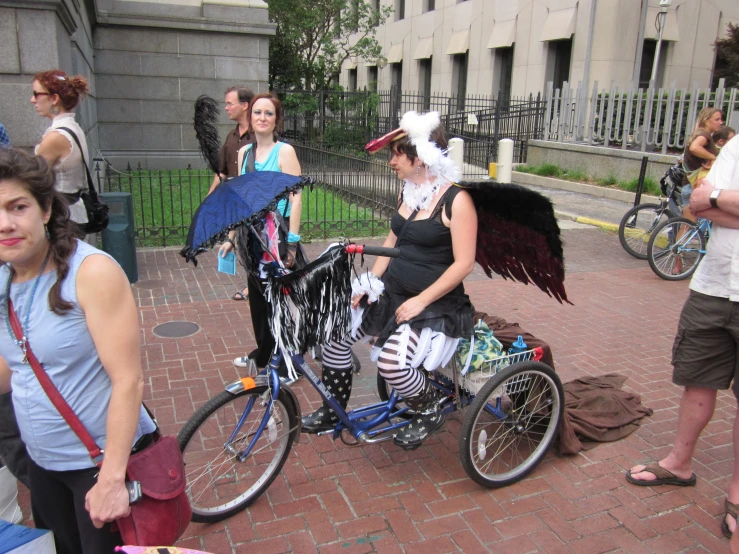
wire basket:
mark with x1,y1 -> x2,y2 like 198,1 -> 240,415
437,348 -> 542,396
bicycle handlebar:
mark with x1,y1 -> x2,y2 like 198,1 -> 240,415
345,244 -> 400,258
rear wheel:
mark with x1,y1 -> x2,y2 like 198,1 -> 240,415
619,202 -> 673,259
460,362 -> 563,488
177,386 -> 295,522
647,217 -> 706,281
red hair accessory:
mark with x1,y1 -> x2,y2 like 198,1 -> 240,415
365,128 -> 406,153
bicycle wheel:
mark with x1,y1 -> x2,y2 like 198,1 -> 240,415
460,361 -> 563,488
177,386 -> 296,522
618,203 -> 673,259
647,217 -> 706,281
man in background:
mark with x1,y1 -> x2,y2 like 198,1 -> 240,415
207,85 -> 253,193
208,86 -> 253,302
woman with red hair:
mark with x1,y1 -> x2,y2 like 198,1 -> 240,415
31,70 -> 90,237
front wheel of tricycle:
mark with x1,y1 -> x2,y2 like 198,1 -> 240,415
460,361 -> 564,488
177,386 -> 296,522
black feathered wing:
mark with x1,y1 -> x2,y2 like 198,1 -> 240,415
458,181 -> 571,304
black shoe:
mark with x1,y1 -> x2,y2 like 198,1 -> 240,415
302,406 -> 340,433
301,366 -> 353,434
393,382 -> 445,449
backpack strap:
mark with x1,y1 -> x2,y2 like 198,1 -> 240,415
56,126 -> 97,196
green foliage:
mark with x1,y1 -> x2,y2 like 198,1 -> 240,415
713,23 -> 739,88
515,163 -> 660,195
106,169 -> 386,246
562,168 -> 588,181
268,0 -> 393,91
597,174 -> 619,186
620,176 -> 661,196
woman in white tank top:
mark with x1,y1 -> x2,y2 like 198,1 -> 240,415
31,70 -> 90,236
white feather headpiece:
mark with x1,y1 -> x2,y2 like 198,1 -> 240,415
399,111 -> 461,182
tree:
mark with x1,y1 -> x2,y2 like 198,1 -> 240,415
268,0 -> 392,91
713,23 -> 739,88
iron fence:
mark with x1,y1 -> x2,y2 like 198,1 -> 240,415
277,88 -> 545,165
544,78 -> 739,153
93,153 -> 400,248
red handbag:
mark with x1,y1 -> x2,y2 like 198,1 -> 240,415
8,300 -> 191,546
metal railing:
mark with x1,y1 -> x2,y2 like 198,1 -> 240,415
544,78 -> 739,153
278,88 -> 546,165
94,154 -> 400,248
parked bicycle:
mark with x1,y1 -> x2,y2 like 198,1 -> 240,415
618,163 -> 684,259
646,217 -> 711,280
176,243 -> 564,523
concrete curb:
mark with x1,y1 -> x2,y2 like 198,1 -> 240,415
513,171 -> 660,204
555,210 -> 619,232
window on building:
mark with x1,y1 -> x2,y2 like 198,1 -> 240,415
349,0 -> 360,32
423,0 -> 435,12
367,66 -> 379,91
452,53 -> 468,111
419,58 -> 432,111
493,46 -> 514,102
395,0 -> 405,21
391,62 -> 403,91
712,47 -> 730,89
370,0 -> 381,25
546,38 -> 572,91
348,68 -> 358,91
638,39 -> 667,89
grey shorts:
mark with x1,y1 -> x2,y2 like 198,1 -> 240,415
672,290 -> 739,398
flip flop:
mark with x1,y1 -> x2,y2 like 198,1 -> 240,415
232,290 -> 248,301
721,498 -> 739,538
625,463 -> 696,487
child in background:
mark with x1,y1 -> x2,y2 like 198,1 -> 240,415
714,125 -> 736,148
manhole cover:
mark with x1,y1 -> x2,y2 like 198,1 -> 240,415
152,321 -> 200,338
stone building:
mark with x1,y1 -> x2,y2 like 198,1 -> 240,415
0,0 -> 274,168
342,0 -> 739,98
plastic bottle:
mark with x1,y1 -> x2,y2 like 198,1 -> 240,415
508,335 -> 528,355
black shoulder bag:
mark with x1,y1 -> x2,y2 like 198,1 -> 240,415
57,127 -> 110,234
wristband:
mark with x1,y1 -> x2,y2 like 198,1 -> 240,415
287,232 -> 301,243
223,237 -> 234,246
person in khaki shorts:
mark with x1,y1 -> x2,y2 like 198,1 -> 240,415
624,134 -> 739,541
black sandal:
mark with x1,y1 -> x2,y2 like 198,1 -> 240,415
722,499 -> 738,538
232,290 -> 248,301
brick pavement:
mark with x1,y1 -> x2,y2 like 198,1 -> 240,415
18,227 -> 735,553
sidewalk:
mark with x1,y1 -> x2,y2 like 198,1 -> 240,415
17,222 -> 733,553
130,228 -> 734,552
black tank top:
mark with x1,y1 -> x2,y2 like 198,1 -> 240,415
386,186 -> 462,293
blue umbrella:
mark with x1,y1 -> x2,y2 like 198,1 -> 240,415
180,170 -> 310,264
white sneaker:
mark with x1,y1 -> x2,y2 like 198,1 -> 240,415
233,356 -> 250,368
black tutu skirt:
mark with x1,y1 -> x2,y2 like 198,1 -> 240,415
361,275 -> 474,346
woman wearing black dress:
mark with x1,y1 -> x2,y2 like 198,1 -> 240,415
302,111 -> 478,448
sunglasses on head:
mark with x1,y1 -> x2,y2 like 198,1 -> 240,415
32,91 -> 50,99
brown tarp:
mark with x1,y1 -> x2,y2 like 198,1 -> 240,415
473,311 -> 652,455
557,373 -> 653,455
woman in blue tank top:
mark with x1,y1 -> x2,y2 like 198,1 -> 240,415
219,93 -> 306,379
0,149 -> 155,554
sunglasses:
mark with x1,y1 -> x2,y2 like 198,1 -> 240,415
32,91 -> 51,99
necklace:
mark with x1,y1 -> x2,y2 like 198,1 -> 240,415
4,249 -> 52,364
